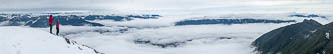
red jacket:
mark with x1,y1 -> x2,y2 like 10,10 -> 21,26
56,21 -> 59,28
49,15 -> 54,24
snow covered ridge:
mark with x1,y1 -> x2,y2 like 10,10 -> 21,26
0,27 -> 102,54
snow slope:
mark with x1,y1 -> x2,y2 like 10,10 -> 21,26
0,27 -> 98,54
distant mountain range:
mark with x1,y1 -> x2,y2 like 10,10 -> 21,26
253,19 -> 333,54
0,14 -> 160,28
1,13 -> 328,28
175,19 -> 296,26
175,14 -> 329,26
289,14 -> 327,18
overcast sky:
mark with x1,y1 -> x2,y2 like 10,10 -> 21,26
0,0 -> 332,15
0,0 -> 330,9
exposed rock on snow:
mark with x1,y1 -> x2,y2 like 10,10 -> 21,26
326,32 -> 330,39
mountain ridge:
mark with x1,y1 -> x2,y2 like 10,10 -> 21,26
253,19 -> 333,54
0,27 -> 102,54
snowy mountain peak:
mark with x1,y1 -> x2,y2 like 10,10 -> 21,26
0,27 -> 100,54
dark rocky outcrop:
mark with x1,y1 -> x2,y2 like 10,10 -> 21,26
253,19 -> 333,54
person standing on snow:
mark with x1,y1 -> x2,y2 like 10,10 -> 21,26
49,15 -> 54,33
56,17 -> 60,35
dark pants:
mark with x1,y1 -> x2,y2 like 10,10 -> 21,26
49,24 -> 52,33
56,28 -> 59,35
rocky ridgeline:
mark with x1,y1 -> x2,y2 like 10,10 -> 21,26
253,19 -> 333,54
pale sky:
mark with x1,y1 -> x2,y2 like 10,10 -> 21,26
0,0 -> 330,9
0,0 -> 332,15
